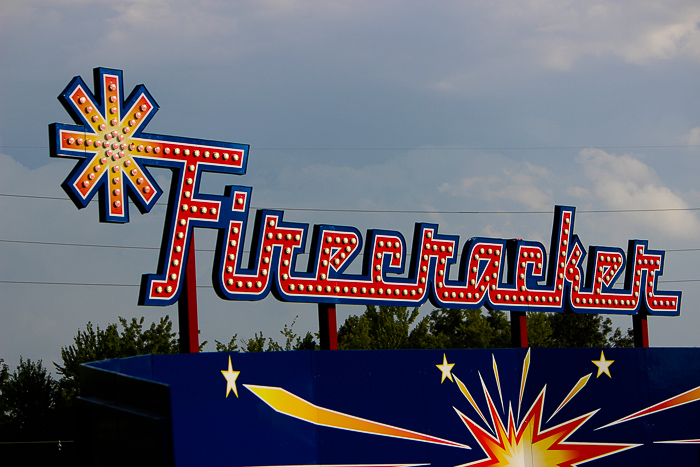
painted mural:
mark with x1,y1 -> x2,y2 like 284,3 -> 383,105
87,348 -> 700,466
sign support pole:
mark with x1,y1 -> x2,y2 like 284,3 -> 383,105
178,234 -> 200,353
318,303 -> 338,350
510,311 -> 528,348
632,312 -> 649,348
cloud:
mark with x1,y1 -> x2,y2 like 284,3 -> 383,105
622,19 -> 700,64
576,148 -> 700,239
480,1 -> 700,70
439,160 -> 554,211
566,186 -> 592,200
684,127 -> 700,146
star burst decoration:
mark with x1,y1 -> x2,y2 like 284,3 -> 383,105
50,67 -> 247,223
446,349 -> 700,466
448,350 -> 636,466
50,68 -> 162,222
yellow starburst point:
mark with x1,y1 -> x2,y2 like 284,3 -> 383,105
221,355 -> 240,398
437,353 -> 455,383
592,351 -> 614,378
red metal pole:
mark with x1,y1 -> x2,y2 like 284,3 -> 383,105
177,234 -> 200,353
510,311 -> 528,348
318,303 -> 338,350
633,312 -> 649,348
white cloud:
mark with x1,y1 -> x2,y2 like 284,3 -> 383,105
499,182 -> 552,211
684,127 -> 700,146
479,1 -> 700,71
439,161 -> 553,211
576,148 -> 700,239
623,19 -> 700,64
566,186 -> 591,200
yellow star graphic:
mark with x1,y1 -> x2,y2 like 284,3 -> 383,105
436,353 -> 455,383
221,356 -> 240,397
592,350 -> 614,378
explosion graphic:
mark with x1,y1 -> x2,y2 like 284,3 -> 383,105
237,350 -> 700,467
449,352 -> 636,466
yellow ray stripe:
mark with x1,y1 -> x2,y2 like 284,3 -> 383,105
492,355 -> 504,413
454,375 -> 489,427
655,439 -> 700,444
547,373 -> 592,422
598,384 -> 700,430
477,372 -> 497,433
245,464 -> 430,467
244,384 -> 470,450
517,348 -> 531,422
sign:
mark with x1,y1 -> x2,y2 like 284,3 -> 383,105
50,68 -> 681,317
81,348 -> 700,466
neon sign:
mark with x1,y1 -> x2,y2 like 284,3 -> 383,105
50,68 -> 681,317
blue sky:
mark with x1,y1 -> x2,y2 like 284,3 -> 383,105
2,1 -> 700,371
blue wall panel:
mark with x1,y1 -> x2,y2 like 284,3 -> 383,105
84,348 -> 700,466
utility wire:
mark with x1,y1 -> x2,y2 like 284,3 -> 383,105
4,193 -> 700,282
3,144 -> 700,151
3,193 -> 700,215
0,440 -> 74,445
0,278 -> 693,287
2,239 -> 698,254
0,239 -> 161,251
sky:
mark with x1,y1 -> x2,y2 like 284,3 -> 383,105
2,0 -> 700,373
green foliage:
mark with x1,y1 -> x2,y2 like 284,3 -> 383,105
294,331 -> 319,350
0,359 -> 7,387
336,305 -> 633,350
337,306 -> 512,350
524,312 -> 552,347
338,305 -> 426,350
55,316 -> 179,395
527,312 -> 634,348
0,357 -> 68,441
609,325 -> 635,348
425,308 -> 512,349
215,334 -> 240,352
241,332 -> 271,352
220,316 -> 319,352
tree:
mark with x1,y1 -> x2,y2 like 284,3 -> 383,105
55,316 -> 179,398
215,334 -> 240,352
0,358 -> 64,441
528,312 -> 634,348
335,305 -> 633,350
424,308 -> 512,349
217,316 -> 318,352
337,306 -> 513,350
338,305 -> 427,350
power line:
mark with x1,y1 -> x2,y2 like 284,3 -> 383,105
0,280 -> 214,288
0,278 -> 693,288
258,145 -> 700,151
0,280 -> 139,287
0,440 -> 74,445
3,144 -> 700,151
0,239 -> 161,251
3,193 -> 700,215
2,239 -> 698,254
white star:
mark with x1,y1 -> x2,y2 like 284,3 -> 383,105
436,353 -> 455,383
592,351 -> 614,378
221,356 -> 240,397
